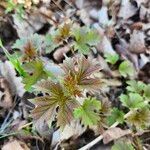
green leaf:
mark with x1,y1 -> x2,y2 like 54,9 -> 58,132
5,0 -> 24,18
104,53 -> 119,65
73,97 -> 101,126
0,39 -> 26,77
112,140 -> 135,150
119,61 -> 134,77
107,108 -> 125,125
126,80 -> 146,94
120,93 -> 145,109
23,60 -> 48,91
72,27 -> 100,54
5,0 -> 16,13
144,84 -> 150,99
73,42 -> 90,54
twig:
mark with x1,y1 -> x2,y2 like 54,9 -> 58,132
78,111 -> 132,150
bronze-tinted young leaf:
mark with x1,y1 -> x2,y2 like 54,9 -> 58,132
126,107 -> 150,129
54,23 -> 71,43
34,79 -> 62,94
61,55 -> 101,91
63,75 -> 82,97
100,98 -> 111,114
59,23 -> 71,38
22,41 -> 37,61
31,96 -> 57,127
32,80 -> 79,128
57,98 -> 79,127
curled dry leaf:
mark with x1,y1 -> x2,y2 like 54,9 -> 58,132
0,61 -> 25,97
51,120 -> 85,146
102,127 -> 132,144
0,77 -> 12,108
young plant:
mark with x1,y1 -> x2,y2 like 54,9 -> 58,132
0,38 -> 50,91
104,53 -> 119,65
80,80 -> 150,150
31,55 -> 102,129
104,52 -> 135,78
119,80 -> 150,129
119,60 -> 135,78
45,23 -> 100,54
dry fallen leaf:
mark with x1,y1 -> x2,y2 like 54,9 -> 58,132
140,5 -> 150,22
118,0 -> 137,20
53,46 -> 70,62
0,61 -> 25,97
129,30 -> 146,54
2,140 -> 30,150
102,127 -> 131,144
60,120 -> 86,141
0,77 -> 12,108
134,0 -> 149,8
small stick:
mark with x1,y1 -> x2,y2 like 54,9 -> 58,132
78,111 -> 133,150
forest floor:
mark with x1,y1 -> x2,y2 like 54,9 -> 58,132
0,0 -> 150,150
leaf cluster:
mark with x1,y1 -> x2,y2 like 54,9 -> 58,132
104,53 -> 135,78
44,23 -> 100,54
31,55 -> 102,128
119,80 -> 150,129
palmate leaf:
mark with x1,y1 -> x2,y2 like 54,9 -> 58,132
73,97 -> 101,126
31,96 -> 57,127
61,55 -> 101,92
107,108 -> 125,125
126,107 -> 150,129
126,80 -> 146,94
32,80 -> 79,128
104,53 -> 119,65
119,93 -> 146,109
119,60 -> 135,77
23,60 -> 48,91
72,27 -> 100,54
